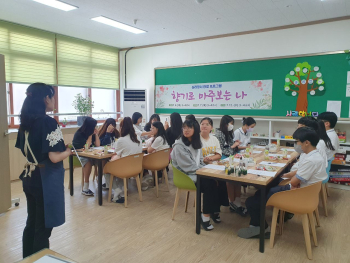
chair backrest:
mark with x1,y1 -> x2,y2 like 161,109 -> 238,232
266,182 -> 322,214
324,157 -> 334,183
172,165 -> 196,191
142,148 -> 170,170
73,156 -> 81,167
104,153 -> 144,178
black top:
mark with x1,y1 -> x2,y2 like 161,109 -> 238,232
166,128 -> 181,148
144,123 -> 151,132
99,132 -> 115,146
72,130 -> 96,149
15,116 -> 66,186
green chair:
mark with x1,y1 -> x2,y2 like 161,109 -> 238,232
171,165 -> 197,223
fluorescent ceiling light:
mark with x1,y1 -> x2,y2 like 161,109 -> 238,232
32,0 -> 78,11
91,16 -> 146,34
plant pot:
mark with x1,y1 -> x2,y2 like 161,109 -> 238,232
77,116 -> 88,126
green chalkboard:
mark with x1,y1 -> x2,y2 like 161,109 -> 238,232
155,52 -> 350,118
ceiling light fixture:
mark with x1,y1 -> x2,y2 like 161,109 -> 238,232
91,16 -> 146,34
32,0 -> 78,11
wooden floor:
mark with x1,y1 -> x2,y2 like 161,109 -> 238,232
1,168 -> 350,263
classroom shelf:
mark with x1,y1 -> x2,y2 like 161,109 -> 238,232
250,136 -> 269,140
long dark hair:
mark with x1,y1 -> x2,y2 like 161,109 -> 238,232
19,83 -> 55,131
219,115 -> 234,144
132,112 -> 142,125
98,118 -> 120,139
121,117 -> 140,144
152,121 -> 167,145
78,117 -> 97,137
169,112 -> 183,140
181,120 -> 202,150
146,114 -> 160,127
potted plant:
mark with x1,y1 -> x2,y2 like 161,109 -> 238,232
72,93 -> 94,126
61,118 -> 68,128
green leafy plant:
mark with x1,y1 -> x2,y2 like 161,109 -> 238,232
62,118 -> 68,125
72,93 -> 94,116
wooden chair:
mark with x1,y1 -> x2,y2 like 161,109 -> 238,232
171,165 -> 197,225
103,153 -> 144,208
267,182 -> 322,260
141,149 -> 171,197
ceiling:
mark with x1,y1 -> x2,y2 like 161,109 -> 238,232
0,0 -> 349,49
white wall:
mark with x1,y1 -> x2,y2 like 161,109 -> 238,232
119,19 -> 350,121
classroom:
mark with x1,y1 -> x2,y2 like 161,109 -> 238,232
0,0 -> 350,262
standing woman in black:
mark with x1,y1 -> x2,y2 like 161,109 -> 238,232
15,83 -> 71,258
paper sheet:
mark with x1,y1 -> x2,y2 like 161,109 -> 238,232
347,71 -> 350,83
204,164 -> 225,171
253,150 -> 262,154
259,161 -> 286,167
281,148 -> 295,152
247,169 -> 276,177
92,146 -> 104,150
223,158 -> 240,163
326,100 -> 341,117
346,84 -> 350,97
269,154 -> 291,158
34,255 -> 72,263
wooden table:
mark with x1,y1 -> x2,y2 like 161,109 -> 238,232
195,147 -> 299,253
18,248 -> 76,263
69,151 -> 114,206
69,147 -> 148,206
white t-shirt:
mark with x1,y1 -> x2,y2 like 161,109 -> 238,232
292,142 -> 328,171
146,136 -> 169,152
114,134 -> 142,158
296,149 -> 328,188
234,128 -> 250,147
326,129 -> 340,160
200,134 -> 222,158
133,124 -> 143,138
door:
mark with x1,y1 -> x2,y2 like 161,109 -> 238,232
0,54 -> 11,213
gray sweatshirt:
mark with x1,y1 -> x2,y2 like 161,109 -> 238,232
171,138 -> 205,182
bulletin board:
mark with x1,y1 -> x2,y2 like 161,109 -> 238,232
155,51 -> 350,118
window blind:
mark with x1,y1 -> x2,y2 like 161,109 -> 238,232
0,20 -> 56,85
56,35 -> 119,89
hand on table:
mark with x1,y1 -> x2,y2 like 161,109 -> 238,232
232,140 -> 240,148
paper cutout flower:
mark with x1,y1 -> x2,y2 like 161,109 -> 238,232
284,86 -> 290,91
302,68 -> 308,73
285,78 -> 290,82
294,80 -> 299,85
314,66 -> 319,71
292,91 -> 297,96
310,90 -> 315,95
295,67 -> 300,72
316,73 -> 322,78
301,79 -> 306,84
319,86 -> 324,91
317,79 -> 323,84
308,79 -> 313,84
290,71 -> 295,76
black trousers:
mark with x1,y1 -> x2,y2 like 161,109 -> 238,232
246,184 -> 291,227
200,178 -> 229,214
22,184 -> 53,258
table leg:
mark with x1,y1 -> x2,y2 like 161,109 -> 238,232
98,160 -> 103,206
259,186 -> 266,253
69,155 -> 73,196
196,175 -> 201,234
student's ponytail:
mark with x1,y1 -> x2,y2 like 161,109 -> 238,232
317,120 -> 335,151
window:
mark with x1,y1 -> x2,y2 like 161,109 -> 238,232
91,88 -> 116,120
58,86 -> 88,122
12,83 -> 29,125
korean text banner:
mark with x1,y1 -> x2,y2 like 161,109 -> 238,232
155,80 -> 273,110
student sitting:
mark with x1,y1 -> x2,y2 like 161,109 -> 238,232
171,120 -> 228,231
144,114 -> 160,132
72,117 -> 100,196
132,112 -> 152,138
200,117 -> 221,164
238,127 -> 328,239
146,121 -> 169,153
234,117 -> 256,150
317,112 -> 340,161
106,117 -> 142,203
215,115 -> 240,159
98,118 -> 120,146
164,112 -> 183,148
